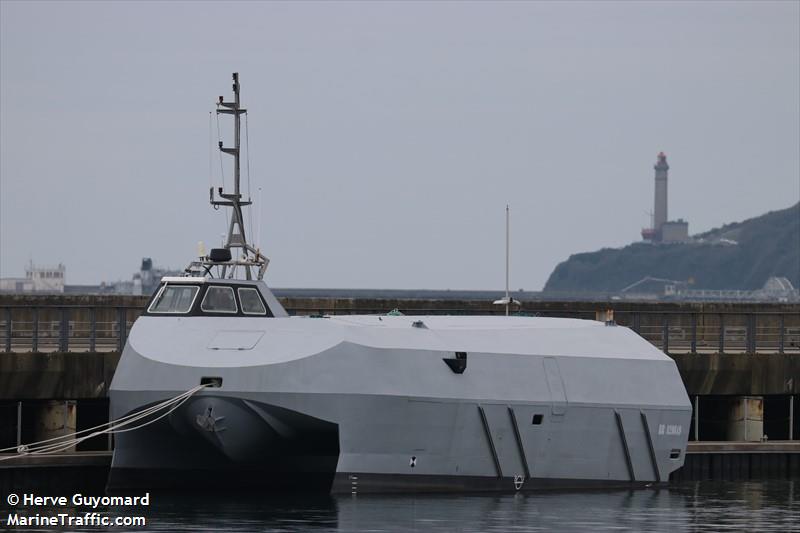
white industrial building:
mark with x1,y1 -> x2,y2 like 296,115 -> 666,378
0,261 -> 66,293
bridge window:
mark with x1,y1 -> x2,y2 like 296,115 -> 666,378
148,285 -> 199,314
201,286 -> 238,314
238,287 -> 266,315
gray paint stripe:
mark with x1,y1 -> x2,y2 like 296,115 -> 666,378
614,409 -> 635,482
640,410 -> 661,482
478,405 -> 503,479
507,406 -> 531,479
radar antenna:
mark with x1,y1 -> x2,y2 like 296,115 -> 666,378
188,73 -> 269,280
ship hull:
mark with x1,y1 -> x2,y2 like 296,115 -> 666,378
108,390 -> 690,494
108,314 -> 692,494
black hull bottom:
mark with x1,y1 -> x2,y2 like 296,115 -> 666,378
107,396 -> 341,494
108,467 -> 662,495
107,467 -> 338,494
331,472 -> 664,494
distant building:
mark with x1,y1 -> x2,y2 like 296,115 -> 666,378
66,258 -> 181,296
618,275 -> 798,302
757,277 -> 798,302
0,261 -> 65,293
620,276 -> 690,300
124,257 -> 182,296
661,220 -> 689,243
641,153 -> 690,243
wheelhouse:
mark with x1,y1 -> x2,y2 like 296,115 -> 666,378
145,277 -> 276,317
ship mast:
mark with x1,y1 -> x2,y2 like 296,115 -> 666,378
206,72 -> 268,280
493,204 -> 519,315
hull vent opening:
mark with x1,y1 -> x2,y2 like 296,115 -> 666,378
201,377 -> 223,388
443,352 -> 467,374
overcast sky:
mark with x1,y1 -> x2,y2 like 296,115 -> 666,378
1,1 -> 798,290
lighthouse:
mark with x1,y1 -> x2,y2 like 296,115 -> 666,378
642,152 -> 689,243
654,152 -> 669,232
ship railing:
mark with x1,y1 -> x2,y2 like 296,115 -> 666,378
0,302 -> 797,355
0,305 -> 139,353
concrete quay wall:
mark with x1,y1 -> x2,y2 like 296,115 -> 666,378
0,352 -> 120,401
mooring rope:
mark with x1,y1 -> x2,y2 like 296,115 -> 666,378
0,383 -> 212,461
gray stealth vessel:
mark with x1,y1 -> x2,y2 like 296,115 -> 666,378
108,74 -> 691,494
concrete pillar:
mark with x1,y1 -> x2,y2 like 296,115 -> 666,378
34,400 -> 76,451
694,396 -> 700,441
595,309 -> 614,323
728,396 -> 763,442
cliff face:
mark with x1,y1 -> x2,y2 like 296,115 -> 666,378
543,203 -> 800,292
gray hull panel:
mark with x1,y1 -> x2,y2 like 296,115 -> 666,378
108,389 -> 690,493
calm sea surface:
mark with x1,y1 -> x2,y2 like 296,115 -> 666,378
4,481 -> 798,532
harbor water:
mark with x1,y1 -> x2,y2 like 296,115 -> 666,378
3,481 -> 798,532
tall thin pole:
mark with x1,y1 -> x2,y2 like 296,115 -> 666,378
233,73 -> 241,199
16,401 -> 22,448
257,186 -> 263,250
505,205 -> 510,316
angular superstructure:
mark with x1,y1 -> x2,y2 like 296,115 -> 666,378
108,297 -> 691,492
108,74 -> 692,494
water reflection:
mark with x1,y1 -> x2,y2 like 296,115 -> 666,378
3,481 -> 797,532
140,481 -> 800,533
